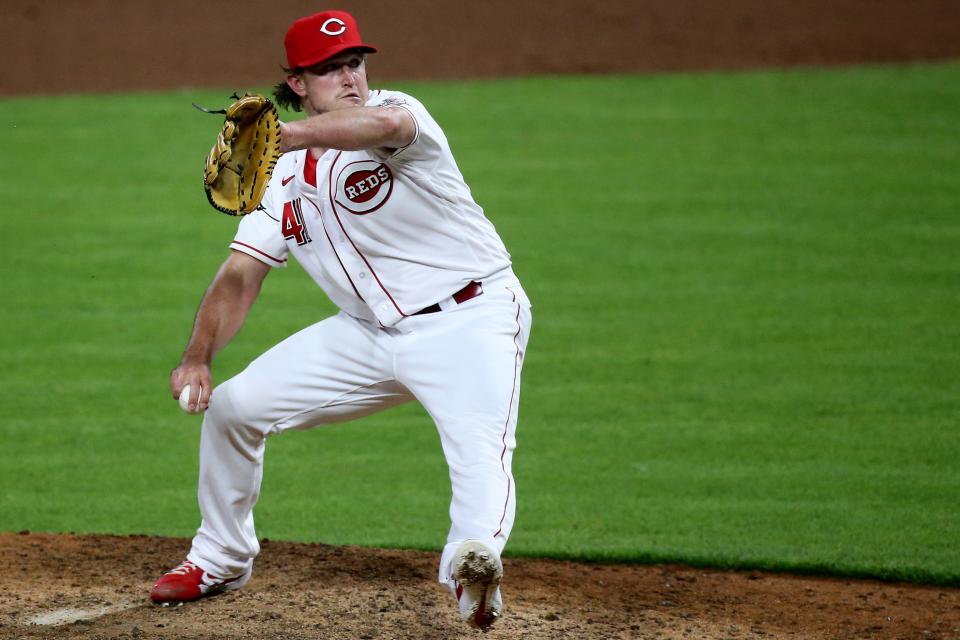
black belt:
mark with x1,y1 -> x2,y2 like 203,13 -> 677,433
414,281 -> 484,315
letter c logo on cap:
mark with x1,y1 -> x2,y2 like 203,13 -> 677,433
320,18 -> 347,36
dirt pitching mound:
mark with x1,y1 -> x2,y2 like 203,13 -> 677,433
2,532 -> 958,639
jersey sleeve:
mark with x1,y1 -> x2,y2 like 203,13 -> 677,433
229,188 -> 289,268
370,91 -> 446,165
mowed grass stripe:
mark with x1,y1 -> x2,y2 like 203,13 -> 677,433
0,62 -> 957,584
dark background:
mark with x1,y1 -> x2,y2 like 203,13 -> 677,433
3,0 -> 960,95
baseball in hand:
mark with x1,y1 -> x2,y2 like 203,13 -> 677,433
178,384 -> 204,414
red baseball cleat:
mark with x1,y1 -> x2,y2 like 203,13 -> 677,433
149,559 -> 250,604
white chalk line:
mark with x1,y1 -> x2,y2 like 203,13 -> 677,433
26,601 -> 141,626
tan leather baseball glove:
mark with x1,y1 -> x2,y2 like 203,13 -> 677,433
202,93 -> 281,216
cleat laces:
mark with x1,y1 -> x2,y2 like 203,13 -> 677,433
167,560 -> 200,576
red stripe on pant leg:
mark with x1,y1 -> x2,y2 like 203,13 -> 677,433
493,290 -> 523,539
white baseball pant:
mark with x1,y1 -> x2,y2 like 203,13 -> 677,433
185,272 -> 531,589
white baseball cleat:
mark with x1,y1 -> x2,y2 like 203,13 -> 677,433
451,540 -> 504,630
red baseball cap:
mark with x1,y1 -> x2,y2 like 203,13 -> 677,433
284,10 -> 378,70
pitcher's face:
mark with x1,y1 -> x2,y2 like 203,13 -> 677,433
287,50 -> 370,115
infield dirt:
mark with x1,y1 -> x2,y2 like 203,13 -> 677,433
3,532 -> 960,640
3,1 -> 960,638
3,0 -> 960,94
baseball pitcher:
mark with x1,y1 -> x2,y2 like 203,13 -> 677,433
149,9 -> 532,631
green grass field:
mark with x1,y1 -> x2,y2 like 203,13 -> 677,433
1,62 -> 958,585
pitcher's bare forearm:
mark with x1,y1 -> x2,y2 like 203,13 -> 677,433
279,106 -> 415,154
182,253 -> 269,363
171,251 -> 270,409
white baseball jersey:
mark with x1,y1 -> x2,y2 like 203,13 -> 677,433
229,89 -> 512,326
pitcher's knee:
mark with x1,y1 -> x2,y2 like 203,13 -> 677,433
203,377 -> 267,440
